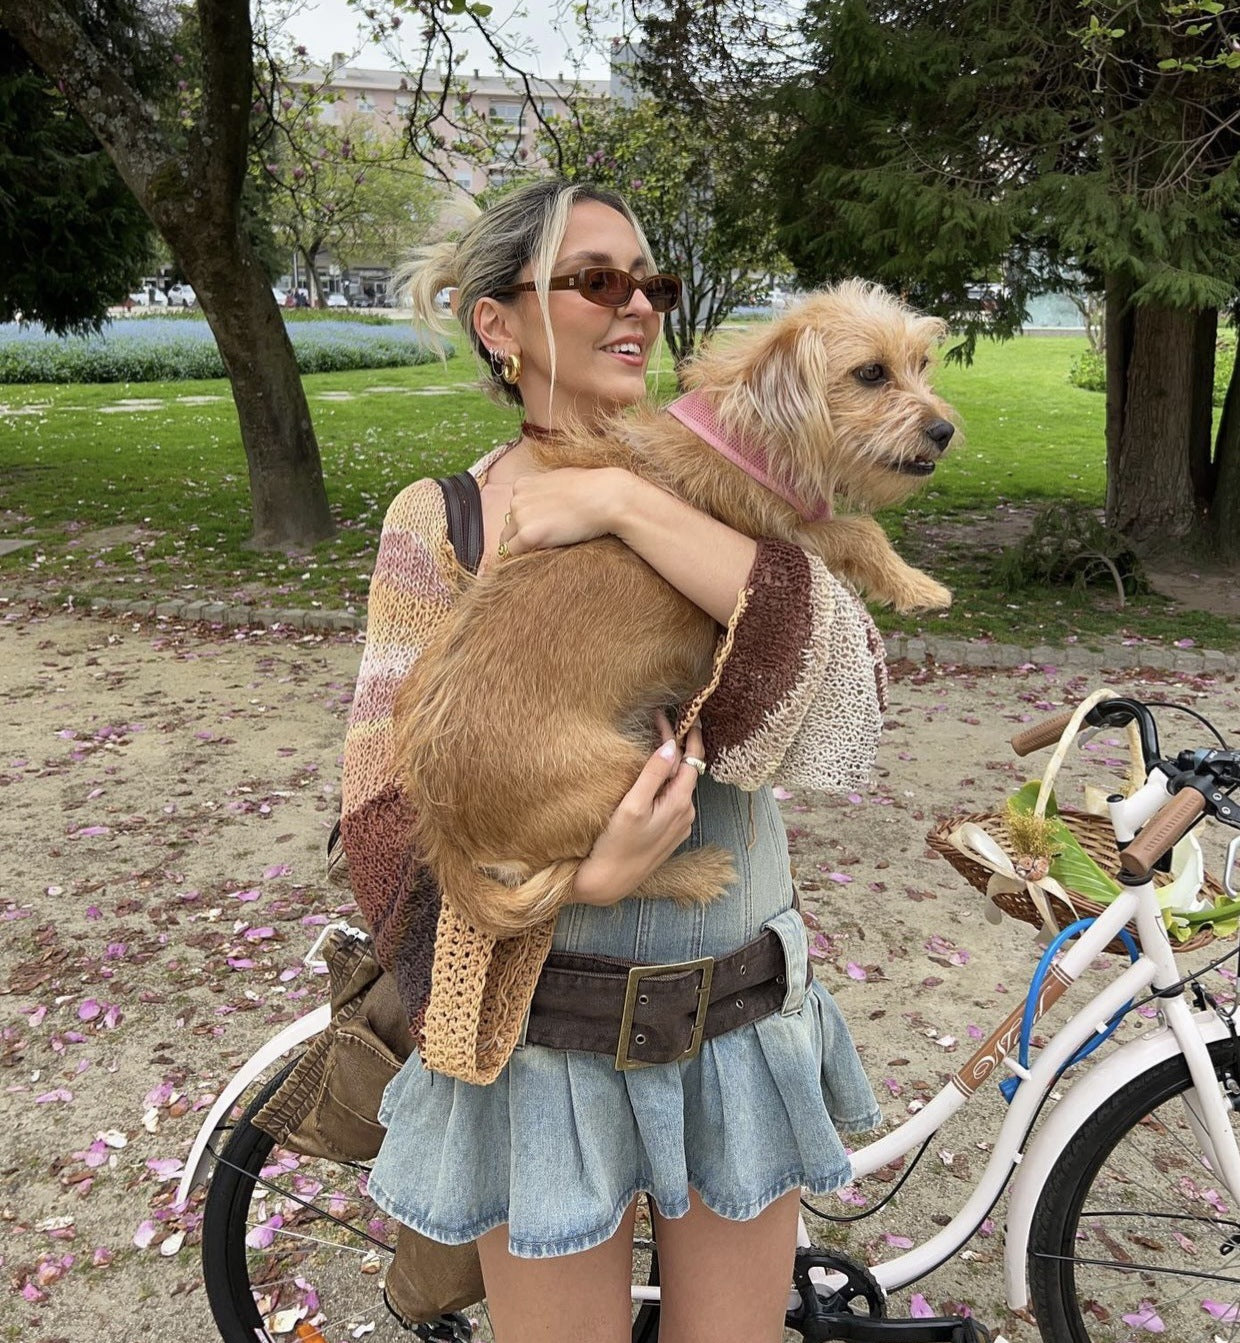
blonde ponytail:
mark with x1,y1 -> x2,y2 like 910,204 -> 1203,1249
397,240 -> 459,342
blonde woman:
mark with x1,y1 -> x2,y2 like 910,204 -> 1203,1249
341,179 -> 886,1343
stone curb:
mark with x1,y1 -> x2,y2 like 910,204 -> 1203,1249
7,587 -> 1234,677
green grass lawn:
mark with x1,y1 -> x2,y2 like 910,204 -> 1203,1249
0,333 -> 1234,648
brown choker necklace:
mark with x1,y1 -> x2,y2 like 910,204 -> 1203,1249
520,421 -> 557,440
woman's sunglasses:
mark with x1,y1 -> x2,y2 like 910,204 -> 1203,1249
493,266 -> 683,313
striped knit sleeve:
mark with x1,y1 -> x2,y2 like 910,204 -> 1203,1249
339,477 -> 457,1025
698,538 -> 887,793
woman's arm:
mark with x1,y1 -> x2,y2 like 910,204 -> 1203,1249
340,478 -> 456,1021
499,467 -> 754,625
609,475 -> 756,625
499,468 -> 886,792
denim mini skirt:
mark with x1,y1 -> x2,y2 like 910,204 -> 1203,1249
367,777 -> 881,1259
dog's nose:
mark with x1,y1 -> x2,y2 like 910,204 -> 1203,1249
924,419 -> 954,449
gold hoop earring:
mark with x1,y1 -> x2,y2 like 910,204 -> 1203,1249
499,350 -> 522,385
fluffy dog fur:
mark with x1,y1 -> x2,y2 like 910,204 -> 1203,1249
393,280 -> 955,937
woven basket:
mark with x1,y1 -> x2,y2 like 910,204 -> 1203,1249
926,688 -> 1221,955
926,809 -> 1223,954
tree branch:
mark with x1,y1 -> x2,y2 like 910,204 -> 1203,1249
196,0 -> 256,210
0,0 -> 176,206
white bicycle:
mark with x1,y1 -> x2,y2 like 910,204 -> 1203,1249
178,690 -> 1240,1342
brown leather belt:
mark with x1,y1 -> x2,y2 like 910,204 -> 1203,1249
524,927 -> 809,1070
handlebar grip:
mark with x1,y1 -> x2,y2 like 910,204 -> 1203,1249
1120,789 -> 1207,880
1010,709 -> 1078,757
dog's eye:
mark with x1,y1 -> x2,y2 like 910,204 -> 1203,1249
856,363 -> 886,384
919,356 -> 930,374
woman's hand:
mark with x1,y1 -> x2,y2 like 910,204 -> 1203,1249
571,714 -> 706,908
497,466 -> 636,556
496,463 -> 755,627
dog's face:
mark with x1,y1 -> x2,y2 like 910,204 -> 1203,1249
687,281 -> 956,512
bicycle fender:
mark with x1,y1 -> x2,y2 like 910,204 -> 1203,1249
174,1004 -> 331,1206
1002,1006 -> 1229,1311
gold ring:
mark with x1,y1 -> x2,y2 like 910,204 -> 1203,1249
682,755 -> 706,776
497,541 -> 510,561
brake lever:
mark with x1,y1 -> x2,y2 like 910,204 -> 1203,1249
1226,836 -> 1240,900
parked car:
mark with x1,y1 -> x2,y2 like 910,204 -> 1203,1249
965,282 -> 1006,313
272,287 -> 289,306
325,292 -> 349,308
128,287 -> 169,307
167,283 -> 196,306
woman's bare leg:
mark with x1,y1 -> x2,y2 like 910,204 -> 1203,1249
651,1186 -> 801,1343
476,1197 -> 640,1343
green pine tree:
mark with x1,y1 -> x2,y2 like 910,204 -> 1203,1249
772,0 -> 1240,558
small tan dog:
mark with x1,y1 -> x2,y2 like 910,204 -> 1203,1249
394,280 -> 955,936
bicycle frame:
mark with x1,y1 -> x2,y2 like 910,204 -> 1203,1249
180,758 -> 1240,1327
823,766 -> 1240,1313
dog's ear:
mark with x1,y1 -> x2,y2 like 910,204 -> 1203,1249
719,322 -> 834,445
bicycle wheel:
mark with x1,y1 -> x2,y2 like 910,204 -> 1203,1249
201,1056 -> 661,1342
1029,1038 -> 1240,1341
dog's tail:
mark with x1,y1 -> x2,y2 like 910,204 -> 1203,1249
430,846 -> 582,939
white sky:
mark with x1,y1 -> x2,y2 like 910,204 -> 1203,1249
272,0 -> 615,78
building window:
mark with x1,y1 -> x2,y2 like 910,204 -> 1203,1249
490,101 -> 522,124
454,170 -> 474,191
394,95 -> 411,116
357,92 -> 374,113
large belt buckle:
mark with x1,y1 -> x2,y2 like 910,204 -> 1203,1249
615,956 -> 714,1072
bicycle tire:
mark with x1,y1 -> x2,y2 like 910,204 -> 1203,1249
201,1054 -> 662,1342
1028,1037 -> 1240,1342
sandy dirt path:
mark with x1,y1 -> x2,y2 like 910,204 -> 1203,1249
2,602 -> 1237,1343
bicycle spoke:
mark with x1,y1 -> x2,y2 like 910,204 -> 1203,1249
1033,1051 -> 1240,1341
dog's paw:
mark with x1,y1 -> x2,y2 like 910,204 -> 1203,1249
891,575 -> 953,614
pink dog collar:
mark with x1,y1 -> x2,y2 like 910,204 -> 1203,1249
666,391 -> 832,523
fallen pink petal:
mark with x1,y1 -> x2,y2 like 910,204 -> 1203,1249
1120,1301 -> 1165,1331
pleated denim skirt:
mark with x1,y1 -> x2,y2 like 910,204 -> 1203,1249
367,777 -> 881,1258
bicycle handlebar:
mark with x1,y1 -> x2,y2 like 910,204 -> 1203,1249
1010,710 -> 1078,757
1120,788 -> 1208,881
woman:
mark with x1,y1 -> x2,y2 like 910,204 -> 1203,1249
341,179 -> 885,1343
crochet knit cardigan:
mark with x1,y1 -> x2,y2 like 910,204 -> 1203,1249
340,445 -> 888,1084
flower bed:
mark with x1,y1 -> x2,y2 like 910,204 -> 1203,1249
0,318 -> 445,383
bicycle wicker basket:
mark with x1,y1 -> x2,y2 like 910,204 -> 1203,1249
926,808 -> 1224,955
926,688 -> 1224,956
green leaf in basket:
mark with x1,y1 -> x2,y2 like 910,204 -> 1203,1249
1163,910 -> 1195,942
1008,781 -> 1059,818
1044,818 -> 1123,905
1179,897 -> 1240,927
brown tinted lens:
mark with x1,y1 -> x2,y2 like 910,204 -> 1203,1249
582,268 -> 633,304
643,276 -> 681,312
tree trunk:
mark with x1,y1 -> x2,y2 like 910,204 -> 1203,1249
301,243 -> 325,307
180,233 -> 335,550
1103,273 -> 1133,522
0,0 -> 335,552
1106,300 -> 1205,553
1210,346 -> 1240,561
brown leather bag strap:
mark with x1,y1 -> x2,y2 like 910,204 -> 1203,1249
437,470 -> 483,575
